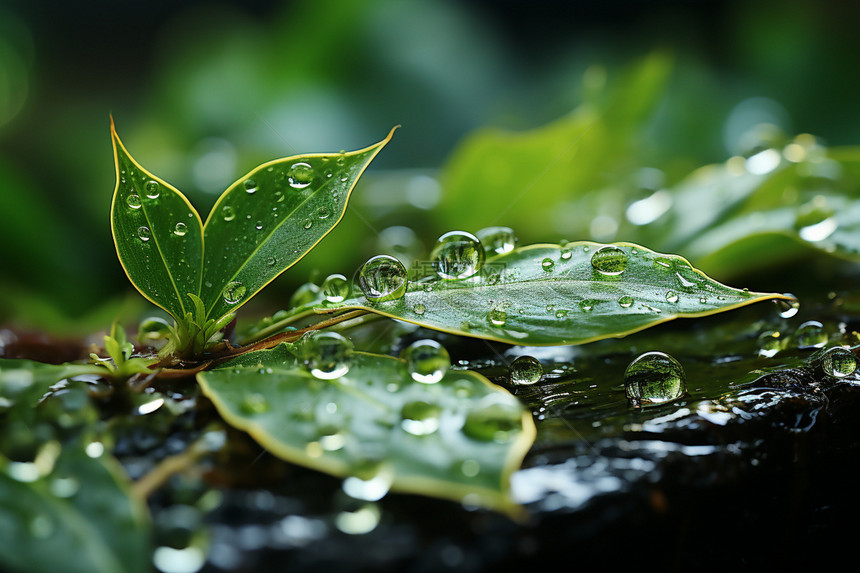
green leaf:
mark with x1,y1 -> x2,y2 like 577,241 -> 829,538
200,128 -> 397,323
322,242 -> 789,346
1,359 -> 105,408
111,119 -> 204,322
0,448 -> 150,573
197,344 -> 535,516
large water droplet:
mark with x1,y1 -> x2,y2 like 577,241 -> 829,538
222,206 -> 236,222
462,396 -> 522,442
145,180 -> 160,199
475,226 -> 518,255
302,331 -> 353,380
126,193 -> 142,209
510,355 -> 542,385
624,351 -> 686,406
430,231 -> 485,280
174,222 -> 188,236
137,226 -> 151,242
222,281 -> 246,304
243,178 -> 258,194
793,320 -> 827,349
321,274 -> 349,303
757,330 -> 783,358
287,162 -> 314,189
774,294 -> 800,318
400,339 -> 450,384
342,462 -> 394,502
400,400 -> 442,436
358,255 -> 408,302
591,245 -> 628,276
815,346 -> 857,378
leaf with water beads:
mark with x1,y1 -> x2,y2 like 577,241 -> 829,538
110,120 -> 204,322
196,344 -> 535,516
199,128 -> 397,323
322,241 -> 792,346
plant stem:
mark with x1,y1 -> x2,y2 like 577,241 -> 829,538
237,307 -> 317,345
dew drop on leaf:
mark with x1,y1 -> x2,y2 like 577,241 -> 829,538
145,180 -> 160,199
400,400 -> 442,436
287,162 -> 314,189
541,258 -> 554,271
243,178 -> 258,194
430,231 -> 485,280
510,355 -> 542,386
475,226 -> 518,255
303,219 -> 313,230
274,190 -> 284,202
487,307 -> 507,327
302,331 -> 353,380
222,281 -> 246,304
591,246 -> 628,276
342,462 -> 393,502
400,339 -> 450,384
624,351 -> 686,406
126,193 -> 141,209
137,226 -> 151,242
618,295 -> 634,308
462,396 -> 522,442
255,221 -> 263,230
816,346 -> 857,378
358,255 -> 408,302
174,222 -> 187,236
654,257 -> 673,270
266,256 -> 277,267
793,320 -> 827,349
666,290 -> 679,303
317,206 -> 331,219
774,294 -> 800,318
321,273 -> 349,303
222,206 -> 236,222
579,299 -> 595,312
412,303 -> 426,315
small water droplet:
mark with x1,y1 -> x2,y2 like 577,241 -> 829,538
137,226 -> 151,242
475,226 -> 518,255
400,339 -> 450,384
591,246 -> 628,276
487,307 -> 507,327
654,257 -> 673,270
126,194 -> 142,209
301,331 -> 353,380
793,320 -> 827,349
400,400 -> 442,435
560,245 -> 573,260
243,178 -> 258,194
555,309 -> 568,318
303,219 -> 313,230
545,304 -> 554,312
430,231 -> 485,280
321,273 -> 349,303
774,294 -> 800,318
358,255 -> 408,302
255,220 -> 263,230
222,281 -> 246,304
462,396 -> 522,442
510,355 -> 542,385
579,299 -> 595,312
541,258 -> 554,271
624,351 -> 686,406
266,256 -> 277,267
618,296 -> 634,308
666,291 -> 679,303
274,190 -> 284,202
222,206 -> 236,221
174,222 -> 188,236
757,330 -> 783,357
336,152 -> 346,167
287,162 -> 314,189
413,303 -> 425,315
145,180 -> 160,199
317,206 -> 331,219
815,346 -> 857,378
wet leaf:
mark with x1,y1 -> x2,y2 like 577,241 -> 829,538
111,120 -> 205,322
200,128 -> 397,323
323,242 -> 789,346
0,448 -> 150,573
197,344 -> 535,515
0,359 -> 105,408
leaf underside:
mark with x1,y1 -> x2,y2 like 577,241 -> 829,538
197,345 -> 535,515
321,241 -> 790,346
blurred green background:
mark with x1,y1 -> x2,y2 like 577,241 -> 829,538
1,0 -> 859,333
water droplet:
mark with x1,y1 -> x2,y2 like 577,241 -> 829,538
475,226 -> 518,255
815,346 -> 857,378
795,197 -> 836,241
137,226 -> 151,242
343,462 -> 394,501
222,281 -> 246,304
303,219 -> 313,230
545,304 -> 554,312
145,180 -> 160,199
794,320 -> 827,349
665,291 -> 679,303
579,299 -> 595,312
757,330 -> 783,357
321,273 -> 349,303
126,193 -> 141,209
510,355 -> 542,385
618,296 -> 634,308
541,258 -> 554,271
358,255 -> 408,302
462,396 -> 522,442
487,307 -> 507,327
555,309 -> 568,318
241,392 -> 269,415
302,331 -> 353,380
222,206 -> 236,221
255,221 -> 263,230
430,231 -> 485,280
774,294 -> 800,318
400,400 -> 442,435
560,244 -> 573,260
335,499 -> 380,535
413,303 -> 426,315
274,190 -> 284,202
287,162 -> 314,189
174,222 -> 187,236
591,246 -> 628,276
336,152 -> 346,167
624,351 -> 686,406
317,206 -> 331,219
400,339 -> 450,384
654,257 -> 673,270
242,178 -> 257,194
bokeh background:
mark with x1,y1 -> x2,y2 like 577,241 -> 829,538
1,0 -> 859,333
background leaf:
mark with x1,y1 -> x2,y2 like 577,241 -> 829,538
111,121 -> 204,322
0,359 -> 105,408
200,129 -> 396,322
323,242 -> 789,346
197,344 -> 535,515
